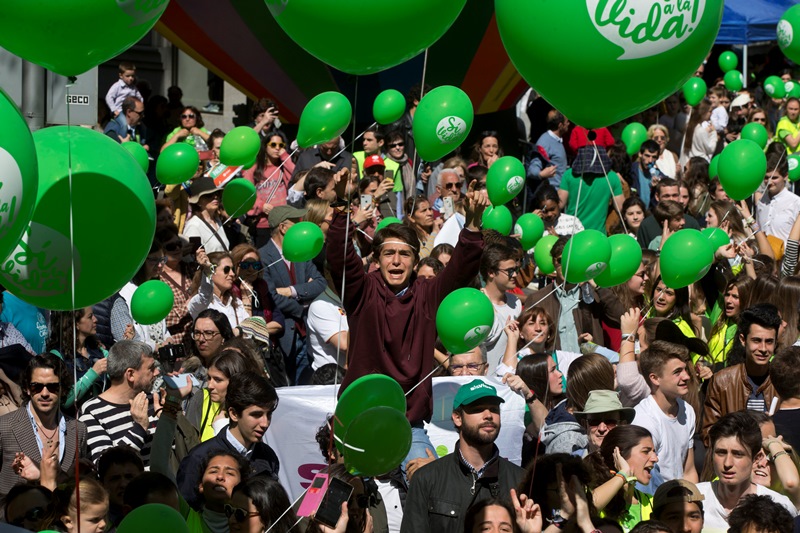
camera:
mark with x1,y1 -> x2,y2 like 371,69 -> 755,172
157,344 -> 185,374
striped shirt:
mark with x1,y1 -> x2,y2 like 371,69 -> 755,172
79,395 -> 157,466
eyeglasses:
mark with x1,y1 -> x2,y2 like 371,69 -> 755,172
444,181 -> 464,190
192,330 -> 221,341
450,363 -> 487,373
268,142 -> 285,149
586,418 -> 620,428
147,256 -> 168,265
164,241 -> 182,252
181,113 -> 196,119
388,142 -> 405,148
30,382 -> 60,394
238,260 -> 263,270
497,267 -> 519,278
10,507 -> 46,527
224,504 -> 260,522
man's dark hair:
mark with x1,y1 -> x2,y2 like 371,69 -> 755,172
727,494 -> 793,533
314,415 -> 336,461
225,373 -> 278,416
364,125 -> 384,143
654,177 -> 679,198
310,364 -> 345,385
97,445 -> 144,482
550,235 -> 570,263
708,411 -> 762,459
123,472 -> 178,510
467,165 -> 488,184
373,223 -> 421,264
479,244 -> 517,280
304,167 -> 334,199
121,96 -> 141,115
406,83 -> 432,107
653,200 -> 684,225
251,98 -> 278,121
766,152 -> 789,178
20,353 -> 73,404
640,140 -> 660,155
629,520 -> 672,533
770,346 -> 800,399
546,110 -> 566,131
738,304 -> 782,339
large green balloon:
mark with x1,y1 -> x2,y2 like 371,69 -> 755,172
283,221 -> 324,262
0,127 -> 155,310
266,0 -> 466,75
436,288 -> 494,354
764,75 -> 787,99
709,154 -> 720,179
534,234 -> 559,275
621,122 -> 648,156
740,122 -> 768,149
373,89 -> 406,125
660,229 -> 714,289
297,92 -> 352,149
787,81 -> 800,99
334,374 -> 406,454
156,144 -> 200,185
779,6 -> 800,65
495,0 -> 723,128
0,88 -> 38,265
220,126 -> 261,167
561,230 -> 612,284
130,280 -> 174,326
594,234 -> 643,288
482,205 -> 513,235
412,86 -> 474,162
222,179 -> 257,218
376,216 -> 402,233
682,77 -> 708,106
789,155 -> 800,182
718,139 -> 767,201
718,51 -> 738,73
486,156 -> 525,206
118,504 -> 189,533
701,227 -> 730,251
724,70 -> 744,92
342,406 -> 412,477
121,142 -> 149,173
514,213 -> 545,250
0,1 -> 169,78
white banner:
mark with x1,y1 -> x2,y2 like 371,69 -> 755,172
265,375 -> 527,500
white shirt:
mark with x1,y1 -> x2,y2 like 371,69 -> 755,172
632,395 -> 694,482
182,214 -> 230,253
697,481 -> 797,532
482,293 -> 522,376
187,273 -> 249,329
756,187 -> 800,244
306,288 -> 348,371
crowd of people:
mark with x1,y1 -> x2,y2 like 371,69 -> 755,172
2,56 -> 800,533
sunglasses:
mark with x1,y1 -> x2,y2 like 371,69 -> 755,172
215,265 -> 233,275
147,256 -> 168,265
30,382 -> 60,394
181,113 -> 196,119
497,267 -> 519,278
224,504 -> 260,522
238,260 -> 263,270
652,135 -> 666,140
268,142 -> 285,149
753,117 -> 767,123
586,418 -> 619,428
388,142 -> 405,148
444,181 -> 464,190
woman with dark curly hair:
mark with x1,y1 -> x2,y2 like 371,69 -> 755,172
161,105 -> 210,151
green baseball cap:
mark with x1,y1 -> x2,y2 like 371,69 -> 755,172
453,379 -> 505,410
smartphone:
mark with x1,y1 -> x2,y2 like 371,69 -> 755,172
443,196 -> 455,220
298,474 -> 329,517
384,169 -> 394,181
157,344 -> 185,374
162,372 -> 200,389
189,237 -> 202,254
360,194 -> 372,211
314,477 -> 354,528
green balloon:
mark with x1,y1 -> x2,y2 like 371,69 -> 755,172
660,229 -> 714,289
709,154 -> 720,178
495,0 -> 723,128
342,406 -> 412,477
0,127 -> 155,310
373,89 -> 406,125
718,139 -> 767,201
222,178 -> 257,218
779,5 -> 800,64
0,1 -> 168,77
789,155 -> 800,182
701,227 -> 730,251
297,92 -> 352,149
718,51 -> 738,73
436,288 -> 494,354
788,81 -> 800,99
482,205 -> 513,235
130,280 -> 174,326
764,75 -> 786,98
283,221 -> 324,262
220,126 -> 261,167
514,213 -> 545,250
0,88 -> 38,264
118,504 -> 189,533
334,374 -> 406,455
486,156 -> 525,205
561,229 -> 612,284
534,234 -> 559,275
621,122 -> 648,156
682,77 -> 708,106
724,70 -> 743,92
412,86 -> 474,162
594,234 -> 643,288
122,141 -> 149,173
740,122 -> 768,149
376,216 -> 402,232
156,144 -> 200,185
266,0 -> 466,75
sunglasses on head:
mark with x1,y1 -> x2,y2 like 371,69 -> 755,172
224,504 -> 260,522
268,141 -> 285,149
238,260 -> 263,270
181,113 -> 196,119
30,382 -> 60,394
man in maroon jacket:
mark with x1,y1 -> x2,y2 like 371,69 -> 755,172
327,180 -> 488,475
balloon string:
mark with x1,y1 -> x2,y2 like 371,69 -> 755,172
411,48 -> 430,203
332,122 -> 376,162
561,178 -> 583,285
591,141 -> 628,236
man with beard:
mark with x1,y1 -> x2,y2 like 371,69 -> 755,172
400,380 -> 523,533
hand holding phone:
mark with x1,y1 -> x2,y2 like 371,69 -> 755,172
314,477 -> 353,528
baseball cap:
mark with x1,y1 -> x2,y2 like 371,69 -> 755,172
453,379 -> 505,410
653,479 -> 704,511
730,94 -> 752,108
268,205 -> 307,228
363,154 -> 386,170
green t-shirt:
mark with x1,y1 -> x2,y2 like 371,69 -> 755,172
559,168 -> 622,234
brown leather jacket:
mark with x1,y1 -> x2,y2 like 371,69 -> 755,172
702,363 -> 776,445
